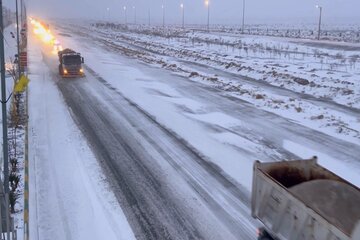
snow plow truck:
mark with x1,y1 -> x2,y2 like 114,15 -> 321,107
58,48 -> 84,77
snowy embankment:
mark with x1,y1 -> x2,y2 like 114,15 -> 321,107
1,24 -> 25,236
73,23 -> 360,144
28,29 -> 134,240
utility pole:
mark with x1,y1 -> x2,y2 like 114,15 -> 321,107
316,5 -> 322,40
133,6 -> 136,24
123,6 -> 127,25
162,4 -> 165,29
205,0 -> 210,32
0,0 -> 11,238
242,0 -> 245,33
20,0 -> 24,28
106,8 -> 110,22
16,0 -> 21,76
180,3 -> 184,29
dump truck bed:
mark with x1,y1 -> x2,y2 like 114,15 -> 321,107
251,157 -> 360,240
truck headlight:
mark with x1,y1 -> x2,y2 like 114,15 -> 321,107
79,68 -> 84,73
63,69 -> 68,74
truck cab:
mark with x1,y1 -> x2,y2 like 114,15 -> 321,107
58,49 -> 84,77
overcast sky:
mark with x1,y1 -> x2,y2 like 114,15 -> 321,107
11,0 -> 360,26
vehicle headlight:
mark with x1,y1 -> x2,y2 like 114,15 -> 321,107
79,68 -> 84,73
63,69 -> 68,74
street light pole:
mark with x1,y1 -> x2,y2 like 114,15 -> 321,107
162,4 -> 165,29
20,0 -> 24,27
180,3 -> 184,29
133,6 -> 136,24
106,7 -> 110,21
148,8 -> 151,26
0,0 -> 10,196
123,6 -> 127,25
242,0 -> 245,33
316,5 -> 322,40
15,0 -> 21,77
205,0 -> 210,32
0,0 -> 11,238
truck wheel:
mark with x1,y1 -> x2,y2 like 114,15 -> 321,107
257,228 -> 274,240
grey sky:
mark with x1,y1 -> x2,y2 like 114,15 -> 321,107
18,0 -> 360,25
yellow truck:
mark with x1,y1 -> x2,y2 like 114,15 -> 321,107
58,48 -> 84,78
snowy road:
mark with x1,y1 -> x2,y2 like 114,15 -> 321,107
41,53 -> 258,239
29,22 -> 360,240
28,44 -> 135,239
53,24 -> 360,166
58,24 -> 360,143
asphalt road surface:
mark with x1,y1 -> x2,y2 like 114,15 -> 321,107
42,53 -> 258,240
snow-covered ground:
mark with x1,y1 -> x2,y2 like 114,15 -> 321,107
169,23 -> 360,43
1,24 -> 25,236
67,23 -> 360,145
27,27 -> 135,240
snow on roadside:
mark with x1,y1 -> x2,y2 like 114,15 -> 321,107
73,23 -> 360,144
173,65 -> 360,144
91,24 -> 360,108
28,30 -> 135,240
0,24 -> 26,237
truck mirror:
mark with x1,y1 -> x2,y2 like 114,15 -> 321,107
15,54 -> 18,58
81,57 -> 84,63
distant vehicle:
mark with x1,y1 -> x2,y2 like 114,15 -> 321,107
58,48 -> 84,77
252,157 -> 360,240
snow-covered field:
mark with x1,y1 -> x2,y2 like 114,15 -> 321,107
65,22 -> 360,144
187,23 -> 360,43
